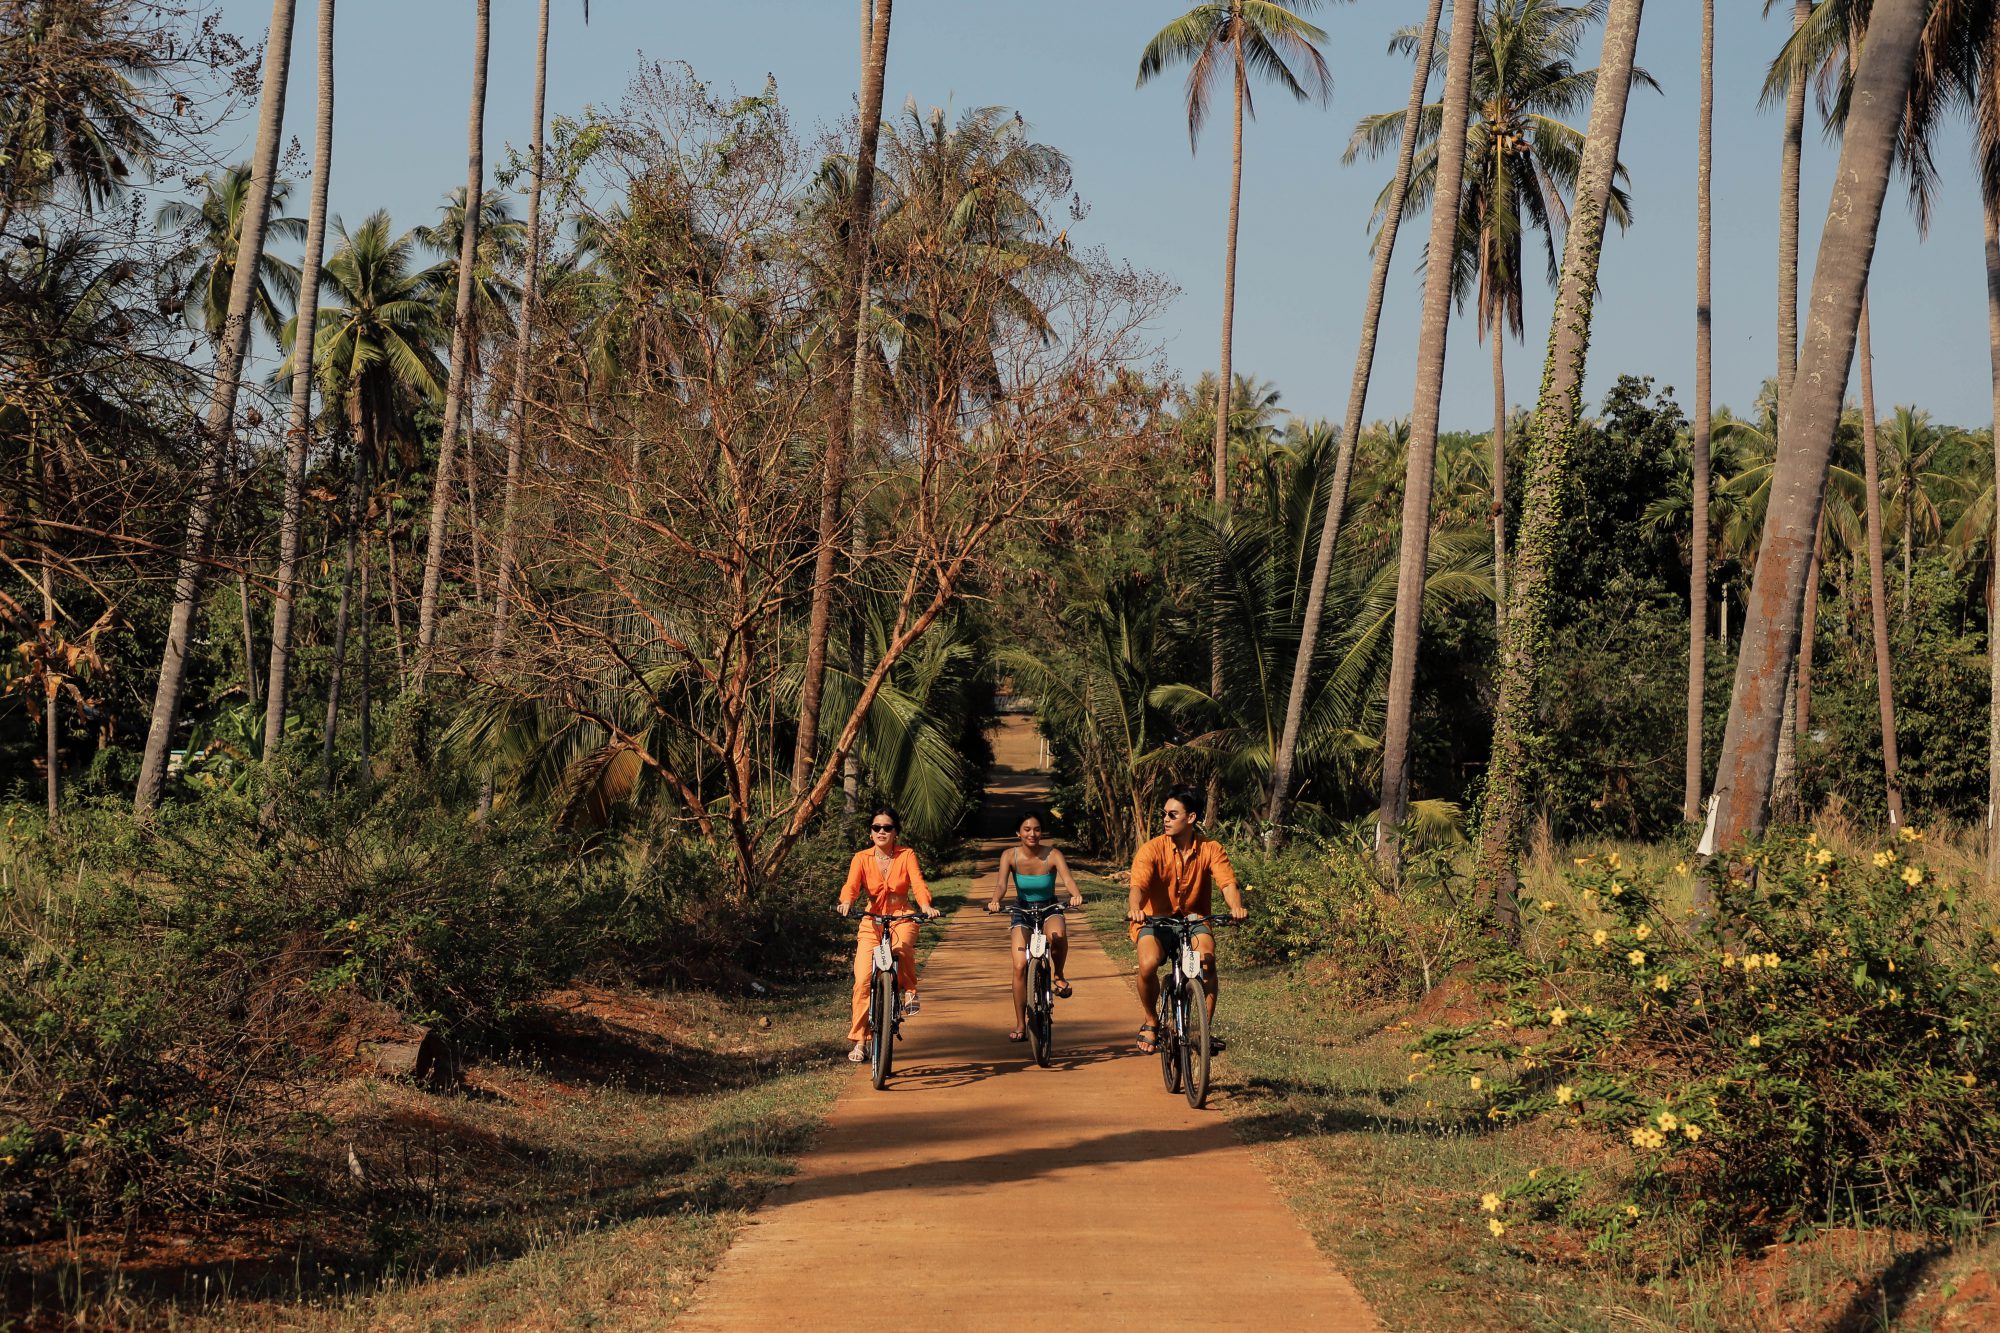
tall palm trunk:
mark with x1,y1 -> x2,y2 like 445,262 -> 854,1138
1765,0 -> 1810,817
413,0 -> 490,685
1489,302 -> 1507,637
1375,0 -> 1481,870
1265,0 -> 1444,847
1473,0 -> 1648,923
1984,195 -> 2000,882
481,0 -> 553,816
1857,293 -> 1905,825
321,413 -> 367,788
1207,5 -> 1248,824
238,566 -> 260,707
134,0 -> 297,813
263,0 -> 336,758
790,0 -> 893,794
1684,0 -> 1714,823
1707,0 -> 1928,856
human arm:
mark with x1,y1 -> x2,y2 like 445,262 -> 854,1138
836,851 -> 865,916
1050,849 -> 1083,907
905,851 -> 939,917
987,848 -> 1013,913
1210,843 -> 1248,920
1127,842 -> 1153,924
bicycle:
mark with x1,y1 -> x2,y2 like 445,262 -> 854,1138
1002,901 -> 1065,1067
847,909 -> 936,1090
1143,913 -> 1236,1109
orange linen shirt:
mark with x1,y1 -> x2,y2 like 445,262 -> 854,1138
840,846 -> 935,914
1128,833 -> 1237,935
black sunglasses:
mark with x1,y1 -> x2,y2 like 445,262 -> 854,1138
870,823 -> 897,832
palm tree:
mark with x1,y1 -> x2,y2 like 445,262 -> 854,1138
1686,0 -> 1715,824
157,164 -> 304,346
1879,405 -> 1963,609
1472,0 -> 1648,924
414,0 -> 490,686
1266,0 -> 1443,848
1349,0 -> 1642,637
0,0 -> 163,228
1707,0 -> 1931,860
1856,300 -> 1905,824
1137,0 -> 1333,512
263,0 -> 337,760
791,0 -> 893,796
134,0 -> 298,815
1375,0 -> 1481,869
416,186 -> 523,356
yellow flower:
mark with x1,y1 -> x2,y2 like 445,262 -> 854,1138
1962,1073 -> 1978,1089
1901,865 -> 1923,887
1593,929 -> 1609,947
1813,847 -> 1834,866
1899,824 -> 1923,843
1539,899 -> 1556,912
1481,1192 -> 1502,1213
1807,832 -> 1820,845
1573,856 -> 1592,868
1873,850 -> 1897,868
1629,1127 -> 1666,1150
1528,1168 -> 1541,1181
1607,852 -> 1622,870
1625,1204 -> 1641,1219
1654,973 -> 1672,992
1469,1076 -> 1483,1091
1634,924 -> 1652,941
1628,949 -> 1647,967
1720,952 -> 1736,969
345,919 -> 360,932
1675,862 -> 1690,876
1549,1006 -> 1568,1027
1656,1111 -> 1678,1132
1747,1033 -> 1762,1049
1762,952 -> 1780,970
1582,1006 -> 1594,1018
1684,1123 -> 1703,1141
1741,953 -> 1762,972
1488,1218 -> 1506,1238
1608,882 -> 1625,897
1555,1084 -> 1575,1105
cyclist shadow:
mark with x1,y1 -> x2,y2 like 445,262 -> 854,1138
885,1059 -> 1011,1089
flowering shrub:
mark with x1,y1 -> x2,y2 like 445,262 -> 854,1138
1412,833 -> 2000,1248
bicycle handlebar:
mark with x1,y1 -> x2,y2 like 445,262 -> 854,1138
836,908 -> 938,924
987,901 -> 1067,918
1140,913 -> 1241,928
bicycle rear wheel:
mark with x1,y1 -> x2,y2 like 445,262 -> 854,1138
1157,980 -> 1181,1093
1027,959 -> 1052,1067
1182,971 -> 1212,1109
870,969 -> 896,1089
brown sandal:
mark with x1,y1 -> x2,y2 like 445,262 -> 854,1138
1007,1028 -> 1027,1042
1136,1023 -> 1158,1054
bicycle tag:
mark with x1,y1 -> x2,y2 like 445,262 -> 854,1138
1027,930 -> 1049,960
1180,944 -> 1203,977
872,938 -> 895,971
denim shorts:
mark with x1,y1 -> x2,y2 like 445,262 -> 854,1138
1010,903 -> 1065,931
1145,920 -> 1212,954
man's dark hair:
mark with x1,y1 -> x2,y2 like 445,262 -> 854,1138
1164,783 -> 1204,821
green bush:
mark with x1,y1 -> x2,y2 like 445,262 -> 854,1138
1234,836 -> 1472,1003
1413,832 -> 2000,1251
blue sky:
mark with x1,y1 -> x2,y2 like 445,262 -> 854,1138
206,0 -> 1994,433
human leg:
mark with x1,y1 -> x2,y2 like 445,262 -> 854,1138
890,917 -> 920,995
1008,925 -> 1028,1038
1195,930 -> 1219,1022
848,919 -> 883,1044
1047,915 -> 1072,994
1135,933 -> 1164,1024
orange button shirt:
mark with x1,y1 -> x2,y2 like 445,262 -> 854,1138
840,846 -> 935,914
1128,833 -> 1236,932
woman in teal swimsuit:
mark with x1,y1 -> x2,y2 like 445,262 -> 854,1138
984,810 -> 1083,1042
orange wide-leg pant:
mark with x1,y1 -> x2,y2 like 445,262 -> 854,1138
848,917 -> 920,1042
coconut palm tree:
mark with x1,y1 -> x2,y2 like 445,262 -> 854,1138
1708,0 -> 1931,859
414,0 -> 490,685
1375,0 -> 1481,870
1266,0 -> 1443,848
0,0 -> 164,228
791,0 -> 893,797
1349,0 -> 1644,637
1136,0 -> 1334,512
263,0 -> 337,760
1686,0 -> 1716,823
1471,0 -> 1647,925
1878,406 -> 1964,607
134,0 -> 298,815
157,164 -> 304,346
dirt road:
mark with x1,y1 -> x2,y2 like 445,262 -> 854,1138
679,717 -> 1381,1330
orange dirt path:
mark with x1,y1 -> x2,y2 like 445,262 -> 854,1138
679,717 -> 1381,1330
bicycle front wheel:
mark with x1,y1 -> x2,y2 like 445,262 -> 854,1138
1157,981 -> 1181,1093
1182,972 -> 1212,1109
1027,959 -> 1052,1067
870,969 -> 896,1089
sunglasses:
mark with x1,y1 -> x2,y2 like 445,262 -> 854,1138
870,823 -> 897,833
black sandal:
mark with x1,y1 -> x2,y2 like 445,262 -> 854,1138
1209,1035 -> 1228,1053
1136,1023 -> 1158,1054
1053,977 -> 1073,999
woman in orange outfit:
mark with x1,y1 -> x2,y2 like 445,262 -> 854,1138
835,807 -> 940,1062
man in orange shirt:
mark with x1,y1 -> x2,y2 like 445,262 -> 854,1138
1125,784 -> 1247,1054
